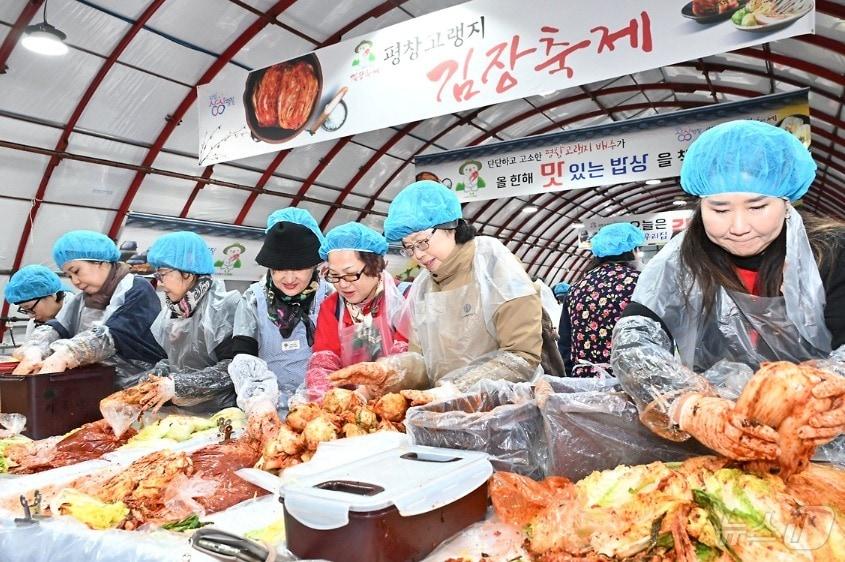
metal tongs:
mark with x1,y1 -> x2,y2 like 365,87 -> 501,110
190,527 -> 275,562
217,417 -> 233,443
15,490 -> 49,526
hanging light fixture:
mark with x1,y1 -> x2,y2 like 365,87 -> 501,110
22,1 -> 68,56
521,205 -> 539,214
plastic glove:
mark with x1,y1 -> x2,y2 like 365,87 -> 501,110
533,378 -> 554,409
228,354 -> 281,413
330,361 -> 399,394
245,399 -> 282,444
37,347 -> 78,374
12,347 -> 43,375
136,375 -> 176,414
400,382 -> 460,406
797,376 -> 845,446
673,393 -> 780,461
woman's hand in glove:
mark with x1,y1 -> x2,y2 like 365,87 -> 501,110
37,349 -> 74,374
674,393 -> 780,461
136,375 -> 176,414
12,348 -> 43,375
246,400 -> 282,444
798,376 -> 845,445
330,361 -> 398,393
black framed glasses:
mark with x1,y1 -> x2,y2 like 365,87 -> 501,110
399,229 -> 436,257
325,268 -> 366,283
17,297 -> 43,316
153,268 -> 175,281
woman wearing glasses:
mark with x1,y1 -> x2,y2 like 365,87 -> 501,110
4,265 -> 69,340
305,222 -> 409,400
12,231 -> 165,387
229,208 -> 332,412
330,180 -> 542,393
120,231 -> 242,414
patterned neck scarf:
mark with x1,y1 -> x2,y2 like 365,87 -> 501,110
344,276 -> 385,325
166,276 -> 213,319
265,270 -> 319,345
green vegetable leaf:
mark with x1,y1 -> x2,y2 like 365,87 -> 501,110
161,514 -> 212,532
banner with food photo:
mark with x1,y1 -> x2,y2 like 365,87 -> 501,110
196,0 -> 814,165
578,210 -> 695,249
415,89 -> 811,203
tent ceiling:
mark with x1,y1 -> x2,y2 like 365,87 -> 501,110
0,0 -> 843,286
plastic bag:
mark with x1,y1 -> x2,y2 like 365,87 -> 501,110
100,400 -> 142,439
405,379 -> 546,477
162,473 -> 218,519
489,472 -> 574,527
0,412 -> 27,436
540,376 -> 709,481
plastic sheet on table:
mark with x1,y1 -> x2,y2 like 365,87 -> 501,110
405,379 -> 545,478
0,459 -> 111,506
540,376 -> 709,481
421,511 -> 529,562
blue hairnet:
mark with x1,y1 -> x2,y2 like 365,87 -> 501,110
266,207 -> 325,243
148,231 -> 215,275
4,265 -> 68,304
383,180 -> 462,242
590,222 -> 645,258
52,230 -> 120,268
552,282 -> 570,297
680,119 -> 816,201
319,222 -> 388,260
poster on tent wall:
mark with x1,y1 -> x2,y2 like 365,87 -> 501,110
415,90 -> 811,203
196,0 -> 815,165
118,214 -> 265,284
578,209 -> 694,249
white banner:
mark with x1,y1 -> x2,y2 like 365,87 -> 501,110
119,219 -> 265,284
579,209 -> 694,249
197,0 -> 814,165
416,91 -> 811,203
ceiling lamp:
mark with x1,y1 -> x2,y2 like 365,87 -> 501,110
645,179 -> 661,185
571,222 -> 585,229
672,199 -> 688,207
521,205 -> 539,214
22,1 -> 68,56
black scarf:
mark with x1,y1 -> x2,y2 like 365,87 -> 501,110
166,276 -> 213,319
265,271 -> 319,346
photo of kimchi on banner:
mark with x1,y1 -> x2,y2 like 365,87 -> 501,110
197,0 -> 814,165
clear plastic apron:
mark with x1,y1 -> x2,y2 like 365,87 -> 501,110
412,279 -> 498,383
694,289 -> 825,373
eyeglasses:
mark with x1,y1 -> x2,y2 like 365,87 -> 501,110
17,297 -> 43,316
153,268 -> 175,281
399,229 -> 436,257
325,268 -> 366,284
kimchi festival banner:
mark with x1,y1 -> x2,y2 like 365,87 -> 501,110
197,0 -> 815,165
415,90 -> 811,203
